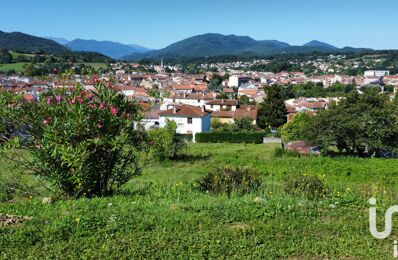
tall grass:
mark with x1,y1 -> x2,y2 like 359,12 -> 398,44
1,143 -> 398,258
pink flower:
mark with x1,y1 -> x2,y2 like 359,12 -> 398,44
92,75 -> 99,83
107,82 -> 112,88
42,117 -> 51,125
99,102 -> 105,109
97,123 -> 103,129
47,97 -> 52,105
110,106 -> 118,115
56,96 -> 62,103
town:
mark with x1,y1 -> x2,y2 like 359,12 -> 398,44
1,55 -> 397,146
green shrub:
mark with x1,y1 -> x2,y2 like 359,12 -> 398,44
281,112 -> 311,142
178,133 -> 193,143
284,174 -> 326,199
147,120 -> 186,160
273,147 -> 285,157
196,131 -> 264,144
1,78 -> 146,198
195,166 -> 261,196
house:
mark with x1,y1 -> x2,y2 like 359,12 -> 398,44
205,99 -> 238,111
364,70 -> 389,77
228,75 -> 251,87
159,105 -> 211,142
113,85 -> 149,101
173,84 -> 207,93
161,92 -> 215,110
143,109 -> 161,130
210,105 -> 258,125
222,87 -> 235,99
285,97 -> 338,121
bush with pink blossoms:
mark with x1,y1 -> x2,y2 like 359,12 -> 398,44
1,80 -> 146,197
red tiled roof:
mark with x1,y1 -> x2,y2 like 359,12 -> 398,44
23,94 -> 35,102
174,84 -> 207,91
298,101 -> 327,109
143,109 -> 161,119
223,87 -> 234,93
233,105 -> 258,120
211,110 -> 234,118
239,89 -> 257,96
168,93 -> 215,101
159,105 -> 209,117
211,105 -> 258,121
206,99 -> 238,106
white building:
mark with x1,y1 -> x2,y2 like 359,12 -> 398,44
228,75 -> 251,87
205,99 -> 238,111
161,93 -> 215,110
159,105 -> 211,142
364,70 -> 390,77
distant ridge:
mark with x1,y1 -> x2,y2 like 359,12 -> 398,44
122,33 -> 371,61
66,39 -> 151,59
45,36 -> 69,45
303,40 -> 338,49
0,30 -> 68,53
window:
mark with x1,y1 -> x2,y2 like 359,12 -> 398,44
187,117 -> 193,124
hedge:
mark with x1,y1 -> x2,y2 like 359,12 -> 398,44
178,134 -> 193,142
195,131 -> 264,144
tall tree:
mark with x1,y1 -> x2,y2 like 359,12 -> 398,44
258,85 -> 288,128
306,91 -> 398,155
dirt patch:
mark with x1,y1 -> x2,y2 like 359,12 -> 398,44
0,214 -> 32,227
227,222 -> 250,231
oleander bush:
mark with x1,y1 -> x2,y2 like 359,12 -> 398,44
195,166 -> 261,196
0,77 -> 146,197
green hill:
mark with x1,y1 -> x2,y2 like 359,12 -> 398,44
0,30 -> 69,53
122,33 -> 371,61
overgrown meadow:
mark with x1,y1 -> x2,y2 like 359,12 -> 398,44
1,143 -> 398,258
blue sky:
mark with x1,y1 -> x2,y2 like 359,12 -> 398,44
1,0 -> 397,49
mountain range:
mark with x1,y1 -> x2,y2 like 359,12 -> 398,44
44,37 -> 152,59
64,39 -> 151,59
0,31 -> 68,53
122,33 -> 371,61
0,31 -> 373,61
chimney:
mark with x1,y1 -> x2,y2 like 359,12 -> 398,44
222,99 -> 224,103
202,105 -> 205,112
183,92 -> 186,98
173,106 -> 177,114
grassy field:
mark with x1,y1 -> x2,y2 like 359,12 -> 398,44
79,62 -> 107,70
1,143 -> 398,258
0,62 -> 29,72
